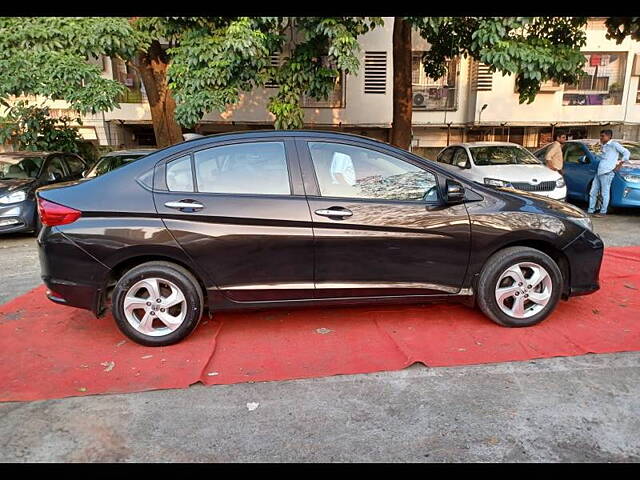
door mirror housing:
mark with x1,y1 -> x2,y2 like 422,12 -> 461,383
455,160 -> 467,169
445,179 -> 465,204
578,155 -> 590,164
47,172 -> 63,182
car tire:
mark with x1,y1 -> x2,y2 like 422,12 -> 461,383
112,261 -> 204,346
476,247 -> 563,328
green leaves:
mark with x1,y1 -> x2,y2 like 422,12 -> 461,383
0,100 -> 85,152
168,16 -> 382,129
0,17 -> 142,114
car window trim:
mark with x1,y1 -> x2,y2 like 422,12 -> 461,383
153,137 -> 302,197
295,137 -> 442,205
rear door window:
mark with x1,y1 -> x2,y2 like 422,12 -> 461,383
193,142 -> 290,195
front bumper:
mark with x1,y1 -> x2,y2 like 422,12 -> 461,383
561,228 -> 604,297
533,186 -> 567,201
0,199 -> 36,233
611,180 -> 640,208
38,226 -> 110,315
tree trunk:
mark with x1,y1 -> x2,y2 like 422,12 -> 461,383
390,17 -> 413,150
132,41 -> 183,148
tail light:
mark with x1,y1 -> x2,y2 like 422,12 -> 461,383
37,197 -> 82,226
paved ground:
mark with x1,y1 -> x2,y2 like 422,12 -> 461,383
1,209 -> 639,462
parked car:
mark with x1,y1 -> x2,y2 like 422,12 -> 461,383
534,139 -> 640,209
435,142 -> 567,200
84,149 -> 157,179
0,151 -> 87,234
36,131 -> 603,346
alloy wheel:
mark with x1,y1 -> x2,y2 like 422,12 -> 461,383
122,277 -> 187,336
494,262 -> 553,319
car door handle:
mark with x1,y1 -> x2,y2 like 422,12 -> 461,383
164,200 -> 204,211
314,208 -> 353,218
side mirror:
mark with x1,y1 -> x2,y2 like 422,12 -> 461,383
47,172 -> 62,182
445,179 -> 465,204
455,160 -> 467,169
578,155 -> 590,164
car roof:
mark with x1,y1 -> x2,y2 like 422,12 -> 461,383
444,142 -> 526,148
568,138 -> 639,144
177,129 -> 393,146
0,151 -> 53,157
101,149 -> 158,157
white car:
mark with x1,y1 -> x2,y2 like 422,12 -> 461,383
434,142 -> 567,200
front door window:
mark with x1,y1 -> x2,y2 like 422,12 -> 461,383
307,142 -> 438,202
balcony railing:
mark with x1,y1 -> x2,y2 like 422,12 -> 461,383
412,85 -> 457,111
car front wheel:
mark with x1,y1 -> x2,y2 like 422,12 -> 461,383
112,261 -> 204,346
476,246 -> 563,327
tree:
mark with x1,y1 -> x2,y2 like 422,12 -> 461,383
606,17 -> 640,43
166,17 -> 382,130
0,17 -> 193,148
390,17 -> 589,149
0,17 -> 142,115
0,99 -> 86,153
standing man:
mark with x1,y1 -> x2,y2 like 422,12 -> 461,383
588,129 -> 630,217
544,132 -> 567,174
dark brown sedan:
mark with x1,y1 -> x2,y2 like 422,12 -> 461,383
36,131 -> 603,346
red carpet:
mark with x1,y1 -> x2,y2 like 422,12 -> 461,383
1,246 -> 639,402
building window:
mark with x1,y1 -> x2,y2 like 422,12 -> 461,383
412,54 -> 458,111
563,52 -> 627,106
302,56 -> 345,108
111,57 -> 144,103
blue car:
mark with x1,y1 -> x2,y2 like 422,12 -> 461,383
535,139 -> 640,209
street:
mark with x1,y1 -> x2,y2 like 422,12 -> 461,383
0,210 -> 639,462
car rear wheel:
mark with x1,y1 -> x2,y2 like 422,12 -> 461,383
112,261 -> 204,346
476,247 -> 563,327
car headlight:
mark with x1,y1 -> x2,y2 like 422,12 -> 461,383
567,216 -> 593,231
484,178 -> 510,187
0,190 -> 27,204
556,177 -> 565,188
622,174 -> 640,183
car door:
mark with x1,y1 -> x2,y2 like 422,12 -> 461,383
296,138 -> 471,299
153,137 -> 315,302
563,143 -> 596,200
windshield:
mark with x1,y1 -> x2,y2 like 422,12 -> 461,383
469,146 -> 542,166
0,155 -> 45,179
85,154 -> 145,178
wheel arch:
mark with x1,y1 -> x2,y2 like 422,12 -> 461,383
478,239 -> 571,300
100,253 -> 210,316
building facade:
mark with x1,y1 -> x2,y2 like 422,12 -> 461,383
3,18 -> 640,157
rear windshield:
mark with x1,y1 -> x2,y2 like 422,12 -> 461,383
85,154 -> 145,178
0,155 -> 45,179
469,146 -> 541,166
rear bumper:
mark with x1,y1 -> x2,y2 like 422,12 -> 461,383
38,227 -> 110,315
561,228 -> 604,297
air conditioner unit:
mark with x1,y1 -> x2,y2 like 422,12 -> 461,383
412,92 -> 427,109
632,54 -> 640,76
